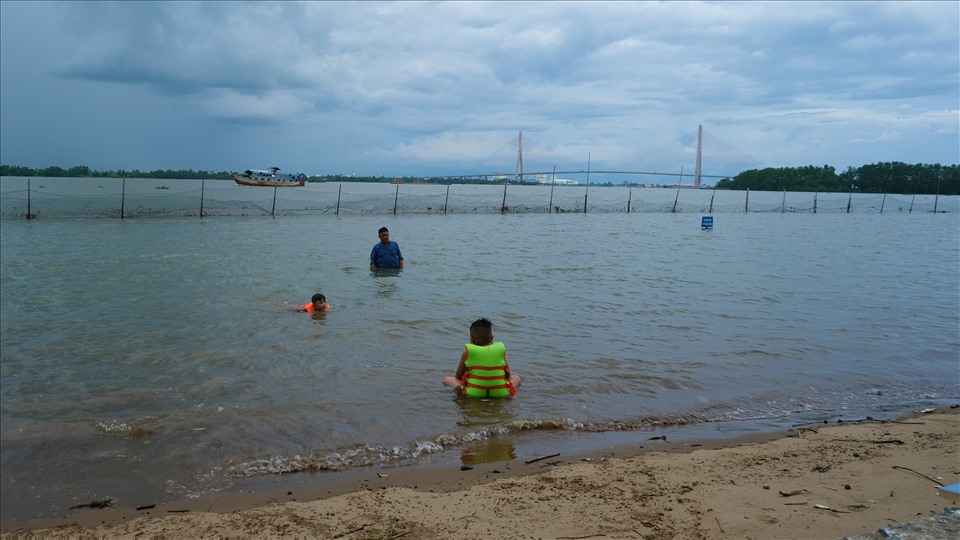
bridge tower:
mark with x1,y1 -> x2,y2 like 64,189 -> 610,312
515,131 -> 524,182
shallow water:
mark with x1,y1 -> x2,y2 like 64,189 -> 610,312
1,204 -> 958,523
1,176 -> 954,218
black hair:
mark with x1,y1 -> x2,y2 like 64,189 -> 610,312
469,318 -> 493,344
378,227 -> 389,234
311,293 -> 326,303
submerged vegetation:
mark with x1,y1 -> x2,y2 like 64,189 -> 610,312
1,161 -> 957,195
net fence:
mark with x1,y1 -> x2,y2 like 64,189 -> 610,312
1,177 -> 955,219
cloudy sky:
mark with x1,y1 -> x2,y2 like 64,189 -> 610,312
1,1 -> 957,179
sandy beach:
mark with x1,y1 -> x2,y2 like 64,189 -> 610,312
2,409 -> 957,540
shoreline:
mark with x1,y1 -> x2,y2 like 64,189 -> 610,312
2,407 -> 958,539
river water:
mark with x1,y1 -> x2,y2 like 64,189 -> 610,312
1,185 -> 958,524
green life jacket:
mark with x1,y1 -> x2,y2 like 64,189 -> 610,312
463,342 -> 512,398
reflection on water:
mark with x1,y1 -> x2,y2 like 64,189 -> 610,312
455,394 -> 517,428
454,396 -> 519,465
371,268 -> 401,298
461,437 -> 517,465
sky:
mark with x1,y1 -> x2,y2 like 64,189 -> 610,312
1,1 -> 957,180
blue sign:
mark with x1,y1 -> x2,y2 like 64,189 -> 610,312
701,216 -> 714,230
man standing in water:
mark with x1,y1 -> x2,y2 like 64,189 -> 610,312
370,226 -> 404,270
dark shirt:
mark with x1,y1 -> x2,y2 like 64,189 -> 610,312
371,241 -> 403,268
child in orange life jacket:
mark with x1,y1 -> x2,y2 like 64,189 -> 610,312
443,318 -> 521,397
297,293 -> 329,313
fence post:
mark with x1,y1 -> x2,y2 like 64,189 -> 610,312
909,194 -> 915,213
744,188 -> 749,213
393,184 -> 399,215
846,192 -> 852,213
584,153 -> 590,213
934,176 -> 941,213
26,178 -> 34,219
709,187 -> 716,213
200,180 -> 205,218
626,187 -> 632,213
549,166 -> 556,213
444,184 -> 449,214
813,192 -> 817,213
880,193 -> 886,213
271,186 -> 277,217
336,184 -> 341,215
501,181 -> 508,214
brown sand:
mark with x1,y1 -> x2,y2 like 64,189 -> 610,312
2,410 -> 957,540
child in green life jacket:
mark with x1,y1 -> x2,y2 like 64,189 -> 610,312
443,318 -> 521,398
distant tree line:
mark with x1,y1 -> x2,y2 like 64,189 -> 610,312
714,162 -> 958,195
2,161 -> 957,195
0,164 -> 235,180
0,166 -> 501,186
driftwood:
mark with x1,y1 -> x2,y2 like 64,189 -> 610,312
525,452 -> 560,464
828,438 -> 904,445
814,504 -> 850,513
68,499 -> 116,510
333,524 -> 367,538
893,465 -> 945,486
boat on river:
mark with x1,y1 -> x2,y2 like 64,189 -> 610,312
232,167 -> 306,187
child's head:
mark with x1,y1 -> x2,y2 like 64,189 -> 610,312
469,318 -> 494,345
311,293 -> 327,308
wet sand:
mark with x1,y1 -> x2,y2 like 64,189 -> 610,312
2,409 -> 957,540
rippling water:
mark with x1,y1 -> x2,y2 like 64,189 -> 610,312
1,208 -> 958,523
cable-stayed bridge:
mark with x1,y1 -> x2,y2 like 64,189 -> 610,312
465,126 -> 762,187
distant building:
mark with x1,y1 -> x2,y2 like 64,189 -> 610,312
536,177 -> 579,185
